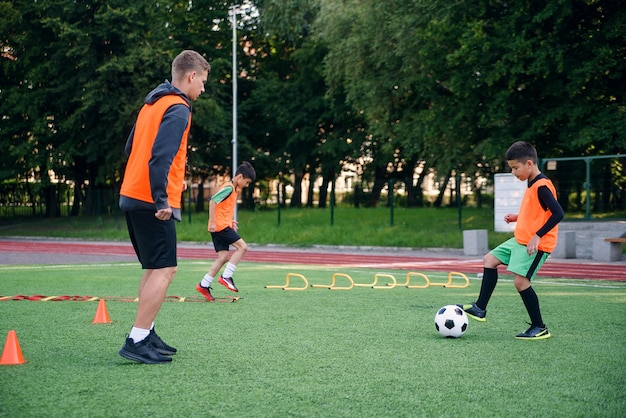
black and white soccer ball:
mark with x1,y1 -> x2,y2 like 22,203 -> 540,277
434,305 -> 468,338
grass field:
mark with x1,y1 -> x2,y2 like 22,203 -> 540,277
1,260 -> 625,417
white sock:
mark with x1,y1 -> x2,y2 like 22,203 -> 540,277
129,327 -> 150,344
223,262 -> 237,278
201,274 -> 214,288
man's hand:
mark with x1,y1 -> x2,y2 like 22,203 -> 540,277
155,207 -> 172,220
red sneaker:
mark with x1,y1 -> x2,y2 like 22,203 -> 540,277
196,283 -> 215,301
218,276 -> 239,292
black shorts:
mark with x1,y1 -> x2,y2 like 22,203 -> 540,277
211,227 -> 241,252
125,210 -> 177,269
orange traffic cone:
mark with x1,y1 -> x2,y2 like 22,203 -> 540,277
1,330 -> 26,365
92,299 -> 111,324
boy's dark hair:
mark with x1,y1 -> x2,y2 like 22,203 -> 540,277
236,161 -> 256,181
505,141 -> 538,164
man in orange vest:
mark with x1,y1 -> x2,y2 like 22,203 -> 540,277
118,50 -> 210,364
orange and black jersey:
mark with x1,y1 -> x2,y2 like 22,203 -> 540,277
208,183 -> 238,232
120,81 -> 191,218
515,173 -> 564,252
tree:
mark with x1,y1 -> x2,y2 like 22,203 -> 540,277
0,0 -> 182,215
316,0 -> 625,206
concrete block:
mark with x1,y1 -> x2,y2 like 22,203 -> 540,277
551,230 -> 576,259
463,229 -> 489,256
592,237 -> 622,262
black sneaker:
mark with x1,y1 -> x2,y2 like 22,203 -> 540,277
119,336 -> 172,364
457,302 -> 487,322
515,324 -> 551,340
219,276 -> 239,292
148,328 -> 177,355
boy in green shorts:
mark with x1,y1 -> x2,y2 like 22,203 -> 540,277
458,141 -> 564,339
196,161 -> 256,301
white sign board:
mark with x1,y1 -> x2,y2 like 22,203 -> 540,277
494,173 -> 527,232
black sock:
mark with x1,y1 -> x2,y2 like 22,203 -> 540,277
519,287 -> 544,327
476,268 -> 498,310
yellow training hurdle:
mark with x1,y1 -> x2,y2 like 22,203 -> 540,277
311,273 -> 355,290
371,273 -> 398,289
265,273 -> 309,291
405,272 -> 430,289
266,270 -> 470,291
427,271 -> 469,288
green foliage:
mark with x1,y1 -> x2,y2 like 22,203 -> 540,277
0,262 -> 624,416
316,0 -> 626,184
1,0 -> 624,216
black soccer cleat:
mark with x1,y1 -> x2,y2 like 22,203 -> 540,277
457,302 -> 487,322
515,324 -> 551,340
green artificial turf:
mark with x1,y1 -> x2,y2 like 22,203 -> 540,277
1,261 -> 625,417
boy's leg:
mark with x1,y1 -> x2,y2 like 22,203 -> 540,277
226,238 -> 248,267
476,253 -> 502,310
197,251 -> 229,301
207,250 -> 230,280
459,252 -> 504,321
511,251 -> 551,339
219,239 -> 247,292
514,275 -> 550,339
518,287 -> 544,327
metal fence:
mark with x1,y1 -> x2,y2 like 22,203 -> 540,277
1,155 -> 625,221
0,183 -> 120,219
541,154 -> 625,219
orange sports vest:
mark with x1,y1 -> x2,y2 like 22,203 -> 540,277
514,177 -> 559,252
120,95 -> 190,209
209,183 -> 238,232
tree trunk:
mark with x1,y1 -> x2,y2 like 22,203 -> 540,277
290,171 -> 304,208
306,168 -> 315,208
434,170 -> 452,208
369,165 -> 388,207
196,180 -> 205,213
318,175 -> 329,208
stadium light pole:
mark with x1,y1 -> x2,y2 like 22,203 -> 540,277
229,4 -> 239,219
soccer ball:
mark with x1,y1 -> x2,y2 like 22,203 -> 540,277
434,305 -> 468,338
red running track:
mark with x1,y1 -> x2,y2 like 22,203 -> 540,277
0,240 -> 624,281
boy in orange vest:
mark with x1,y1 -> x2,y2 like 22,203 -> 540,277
197,162 -> 256,301
458,141 -> 564,339
118,50 -> 210,363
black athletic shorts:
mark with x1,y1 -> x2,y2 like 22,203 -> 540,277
125,210 -> 177,269
210,227 -> 241,252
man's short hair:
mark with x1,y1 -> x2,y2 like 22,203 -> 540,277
505,141 -> 538,164
172,50 -> 210,79
236,161 -> 256,181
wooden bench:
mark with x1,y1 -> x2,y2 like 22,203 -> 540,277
592,237 -> 626,262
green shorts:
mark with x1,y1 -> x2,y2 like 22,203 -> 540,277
490,237 -> 550,280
